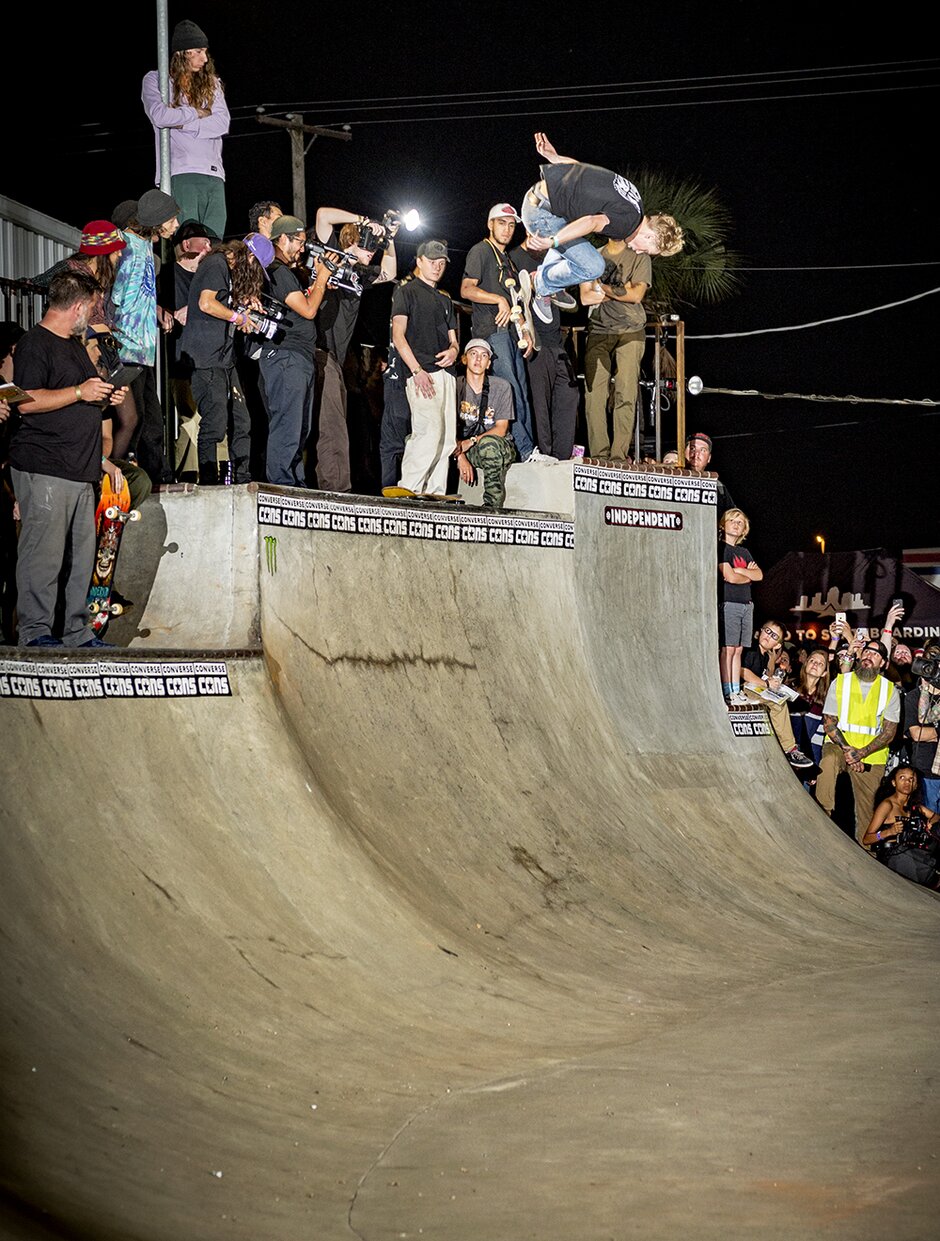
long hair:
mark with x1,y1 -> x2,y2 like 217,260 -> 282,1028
170,50 -> 221,111
224,241 -> 265,306
797,651 -> 830,706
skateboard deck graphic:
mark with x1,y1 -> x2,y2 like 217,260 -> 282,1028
504,274 -> 539,353
382,487 -> 464,504
86,476 -> 140,633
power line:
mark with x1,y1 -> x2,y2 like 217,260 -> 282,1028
688,286 -> 940,339
228,57 -> 939,115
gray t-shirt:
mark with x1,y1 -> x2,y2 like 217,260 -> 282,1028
587,244 -> 651,335
457,375 -> 514,433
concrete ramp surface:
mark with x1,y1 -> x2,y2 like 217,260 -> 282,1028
1,466 -> 937,1241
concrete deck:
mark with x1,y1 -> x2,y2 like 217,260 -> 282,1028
1,466 -> 937,1240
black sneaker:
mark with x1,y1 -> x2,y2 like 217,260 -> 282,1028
25,635 -> 63,648
786,747 -> 814,769
78,636 -> 115,648
551,289 -> 577,311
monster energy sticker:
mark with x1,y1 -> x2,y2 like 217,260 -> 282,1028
264,535 -> 278,574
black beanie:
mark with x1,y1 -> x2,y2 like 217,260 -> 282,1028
171,20 -> 209,52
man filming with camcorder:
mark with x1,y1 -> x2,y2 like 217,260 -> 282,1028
261,215 -> 331,487
308,205 -> 400,492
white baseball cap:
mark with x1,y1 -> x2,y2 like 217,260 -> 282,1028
488,203 -> 521,223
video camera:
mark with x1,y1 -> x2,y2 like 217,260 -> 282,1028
302,240 -> 364,297
356,210 -> 400,257
911,651 -> 940,689
224,292 -> 288,342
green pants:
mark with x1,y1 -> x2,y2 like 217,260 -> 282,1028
467,435 -> 517,509
171,173 -> 227,241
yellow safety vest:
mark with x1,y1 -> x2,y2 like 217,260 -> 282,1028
835,672 -> 893,765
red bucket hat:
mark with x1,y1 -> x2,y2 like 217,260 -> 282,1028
79,221 -> 127,257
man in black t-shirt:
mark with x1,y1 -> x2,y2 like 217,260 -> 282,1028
519,132 -> 684,325
309,206 -> 399,492
262,215 -> 330,486
10,271 -> 128,647
390,240 -> 459,496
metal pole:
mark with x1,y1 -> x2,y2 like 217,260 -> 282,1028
156,1 -> 175,477
156,1 -> 171,193
652,321 -> 662,462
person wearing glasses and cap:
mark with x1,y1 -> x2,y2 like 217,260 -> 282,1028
818,639 -> 901,843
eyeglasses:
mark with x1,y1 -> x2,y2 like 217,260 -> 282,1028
761,627 -> 782,641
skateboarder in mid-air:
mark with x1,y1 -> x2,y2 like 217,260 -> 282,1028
519,132 -> 684,324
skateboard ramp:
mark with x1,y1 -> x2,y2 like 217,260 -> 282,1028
1,465 -> 937,1241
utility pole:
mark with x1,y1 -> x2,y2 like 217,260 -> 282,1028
255,111 -> 351,221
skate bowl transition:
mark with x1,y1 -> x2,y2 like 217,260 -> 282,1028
1,463 -> 938,1241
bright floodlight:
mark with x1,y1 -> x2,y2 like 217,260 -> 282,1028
687,375 -> 704,396
401,210 -> 420,231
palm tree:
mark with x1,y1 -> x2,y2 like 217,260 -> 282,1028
599,169 -> 742,313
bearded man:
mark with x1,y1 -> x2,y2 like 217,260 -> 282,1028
818,640 -> 901,842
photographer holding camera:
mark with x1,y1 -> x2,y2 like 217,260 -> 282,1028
902,640 -> 940,817
308,206 -> 399,493
260,216 -> 331,487
180,233 -> 274,483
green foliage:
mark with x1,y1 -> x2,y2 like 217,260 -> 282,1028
595,169 -> 743,313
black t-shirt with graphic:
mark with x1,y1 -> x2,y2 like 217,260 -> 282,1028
542,161 -> 644,240
390,278 -> 456,373
10,325 -> 104,483
720,541 -> 755,605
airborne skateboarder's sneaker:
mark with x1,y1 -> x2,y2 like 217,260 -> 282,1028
519,267 -> 553,324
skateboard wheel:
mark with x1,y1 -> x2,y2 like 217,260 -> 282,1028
108,603 -> 124,617
127,510 -> 141,522
104,506 -> 120,519
87,602 -> 100,615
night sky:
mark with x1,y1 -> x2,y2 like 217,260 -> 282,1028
8,5 -> 939,566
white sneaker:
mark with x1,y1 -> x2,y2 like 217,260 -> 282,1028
728,690 -> 750,706
524,447 -> 558,464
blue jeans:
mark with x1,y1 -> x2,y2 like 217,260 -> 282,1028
920,776 -> 940,814
488,330 -> 534,459
521,189 -> 606,295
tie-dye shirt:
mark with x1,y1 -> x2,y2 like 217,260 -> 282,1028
111,230 -> 157,366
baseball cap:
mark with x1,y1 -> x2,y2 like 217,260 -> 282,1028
686,431 -> 713,450
488,203 -> 521,223
862,641 -> 889,661
464,338 -> 493,355
244,232 -> 275,268
175,220 -> 217,246
417,240 -> 448,260
270,215 -> 306,241
79,221 -> 126,257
